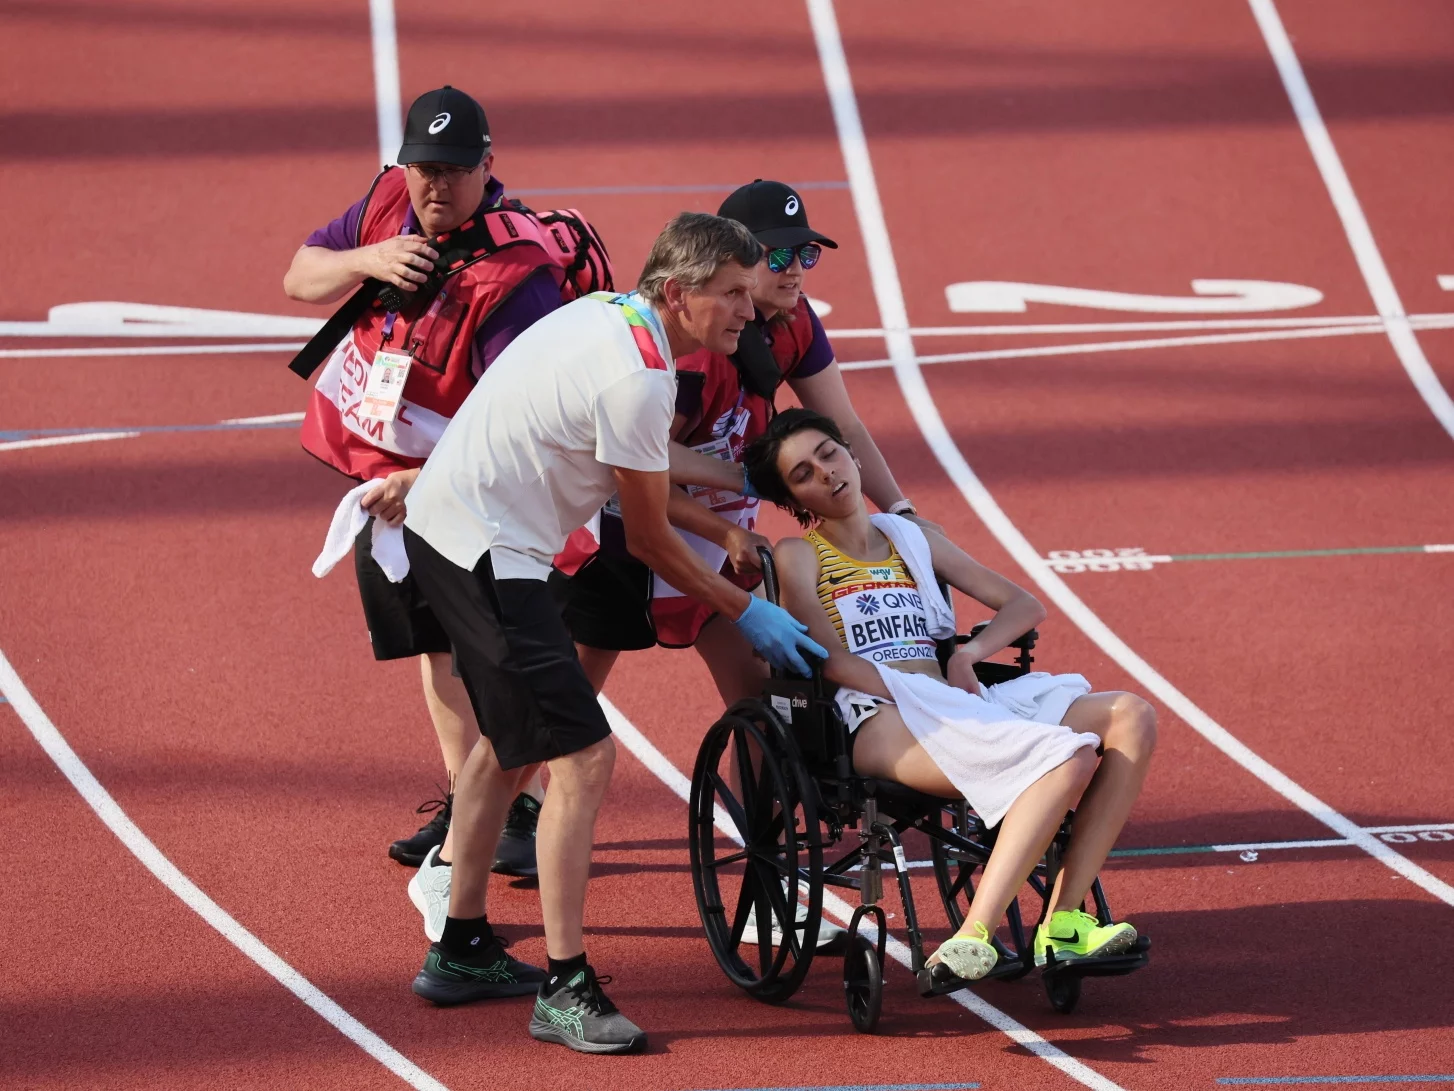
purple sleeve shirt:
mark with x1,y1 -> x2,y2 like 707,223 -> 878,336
470,267 -> 562,379
303,195 -> 369,251
792,300 -> 835,379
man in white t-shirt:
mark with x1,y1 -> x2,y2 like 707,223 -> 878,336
400,212 -> 827,1054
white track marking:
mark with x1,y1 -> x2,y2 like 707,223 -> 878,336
806,0 -> 1454,911
0,302 -> 323,338
947,279 -> 1322,314
0,343 -> 304,360
827,312 -> 1454,339
1440,276 -> 1454,292
368,0 -> 402,167
222,412 -> 306,425
835,318 -> 1452,372
0,431 -> 140,453
601,696 -> 1126,1091
1249,0 -> 1454,442
0,651 -> 449,1091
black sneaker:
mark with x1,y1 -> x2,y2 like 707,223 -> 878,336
388,792 -> 450,868
492,793 -> 540,877
411,938 -> 546,1006
529,966 -> 646,1054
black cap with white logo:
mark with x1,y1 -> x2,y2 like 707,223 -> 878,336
397,86 -> 490,167
717,179 -> 838,249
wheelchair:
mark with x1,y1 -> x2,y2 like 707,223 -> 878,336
686,548 -> 1149,1032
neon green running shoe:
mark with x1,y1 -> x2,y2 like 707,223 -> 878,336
1033,909 -> 1137,967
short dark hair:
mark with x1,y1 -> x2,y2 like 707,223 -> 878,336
636,212 -> 763,303
743,407 -> 851,527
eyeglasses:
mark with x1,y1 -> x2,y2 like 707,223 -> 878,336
407,162 -> 479,184
765,243 -> 822,273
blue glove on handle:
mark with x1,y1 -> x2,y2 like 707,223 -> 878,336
739,463 -> 761,500
732,596 -> 829,677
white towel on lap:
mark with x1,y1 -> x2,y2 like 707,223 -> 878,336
312,480 -> 410,583
860,664 -> 1098,829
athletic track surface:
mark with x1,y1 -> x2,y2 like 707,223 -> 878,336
3,2 -> 1453,1089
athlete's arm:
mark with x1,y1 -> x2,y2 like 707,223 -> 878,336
774,537 -> 891,698
666,490 -> 770,574
283,237 -> 440,305
922,526 -> 1046,684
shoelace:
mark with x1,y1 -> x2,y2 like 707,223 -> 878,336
568,971 -> 619,1016
413,789 -> 452,831
503,794 -> 540,836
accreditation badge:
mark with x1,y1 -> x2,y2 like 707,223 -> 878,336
359,350 -> 413,423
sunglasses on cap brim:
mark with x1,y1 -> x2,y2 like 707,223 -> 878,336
765,243 -> 822,273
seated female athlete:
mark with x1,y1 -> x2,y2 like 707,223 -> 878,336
743,408 -> 1157,980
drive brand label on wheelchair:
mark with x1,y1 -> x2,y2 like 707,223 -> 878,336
834,583 -> 939,663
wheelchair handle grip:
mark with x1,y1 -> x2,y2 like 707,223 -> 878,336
757,545 -> 780,606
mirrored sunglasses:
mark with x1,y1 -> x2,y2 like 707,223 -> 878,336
766,243 -> 822,273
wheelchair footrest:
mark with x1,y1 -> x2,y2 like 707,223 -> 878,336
1043,934 -> 1150,980
915,954 -> 1024,998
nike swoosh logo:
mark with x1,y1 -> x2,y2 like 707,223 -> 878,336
825,572 -> 853,584
1048,931 -> 1079,945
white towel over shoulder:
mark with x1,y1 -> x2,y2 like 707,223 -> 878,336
312,480 -> 410,583
870,513 -> 955,638
870,664 -> 1098,828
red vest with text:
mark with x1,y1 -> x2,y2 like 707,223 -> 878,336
300,168 -> 557,481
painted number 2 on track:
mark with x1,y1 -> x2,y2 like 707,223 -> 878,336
946,279 -> 1323,313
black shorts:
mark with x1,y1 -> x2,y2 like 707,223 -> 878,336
549,554 -> 657,652
403,527 -> 612,770
354,519 -> 451,661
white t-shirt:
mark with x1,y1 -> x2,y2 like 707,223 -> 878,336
404,293 -> 676,578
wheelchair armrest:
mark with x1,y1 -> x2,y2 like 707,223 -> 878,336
967,623 -> 1038,653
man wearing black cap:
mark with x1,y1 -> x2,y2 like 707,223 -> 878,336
284,86 -> 557,879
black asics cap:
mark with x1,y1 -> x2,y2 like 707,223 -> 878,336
397,86 -> 490,167
717,180 -> 838,249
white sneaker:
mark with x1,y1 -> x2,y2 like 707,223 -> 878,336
407,845 -> 452,942
739,894 -> 847,950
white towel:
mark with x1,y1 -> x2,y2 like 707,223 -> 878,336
870,513 -> 955,638
986,670 -> 1092,726
312,480 -> 410,583
869,664 -> 1099,828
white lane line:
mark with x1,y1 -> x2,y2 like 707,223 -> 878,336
836,316 -> 1454,372
1249,0 -> 1454,443
0,431 -> 140,453
222,412 -> 306,425
1439,276 -> 1454,292
0,650 -> 449,1091
0,342 -> 305,360
368,0 -> 402,167
805,0 -> 1454,913
601,696 -> 1125,1091
829,315 -> 1400,338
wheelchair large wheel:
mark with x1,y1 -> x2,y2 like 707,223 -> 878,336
688,699 -> 824,1004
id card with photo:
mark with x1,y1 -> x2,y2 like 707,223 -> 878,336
360,350 -> 413,423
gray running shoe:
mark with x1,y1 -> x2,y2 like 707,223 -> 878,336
492,793 -> 540,877
528,966 -> 646,1054
412,939 -> 546,1006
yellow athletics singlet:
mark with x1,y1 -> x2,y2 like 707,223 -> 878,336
804,529 -> 939,666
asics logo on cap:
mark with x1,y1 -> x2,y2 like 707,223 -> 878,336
428,112 -> 452,134
784,195 -> 800,215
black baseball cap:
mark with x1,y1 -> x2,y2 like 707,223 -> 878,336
397,86 -> 490,168
718,180 -> 838,249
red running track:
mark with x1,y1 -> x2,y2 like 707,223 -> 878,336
3,1 -> 1453,1089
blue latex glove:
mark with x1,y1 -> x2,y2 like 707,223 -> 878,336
732,596 -> 829,677
739,463 -> 761,500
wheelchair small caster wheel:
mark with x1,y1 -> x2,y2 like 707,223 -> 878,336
843,934 -> 883,1033
1045,970 -> 1081,1014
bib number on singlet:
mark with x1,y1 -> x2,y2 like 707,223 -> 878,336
833,584 -> 938,663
